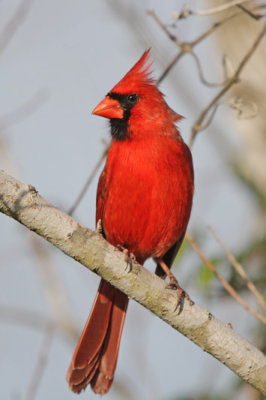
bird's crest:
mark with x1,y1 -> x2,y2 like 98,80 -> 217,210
110,49 -> 155,94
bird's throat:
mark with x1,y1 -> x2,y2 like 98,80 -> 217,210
110,117 -> 129,141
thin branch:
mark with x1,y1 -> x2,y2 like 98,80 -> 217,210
149,9 -> 239,85
237,3 -> 266,20
147,9 -> 181,46
190,15 -> 238,47
0,170 -> 266,395
68,143 -> 109,215
208,226 -> 266,309
195,103 -> 221,132
24,324 -> 55,400
0,91 -> 49,132
0,305 -> 56,332
190,51 -> 228,87
184,0 -> 249,18
0,0 -> 35,54
189,23 -> 266,146
186,233 -> 266,325
157,50 -> 183,84
0,303 -> 79,343
30,234 -> 80,340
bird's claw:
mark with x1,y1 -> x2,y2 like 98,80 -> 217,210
117,245 -> 136,273
166,277 -> 194,314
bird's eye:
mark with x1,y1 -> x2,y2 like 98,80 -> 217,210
127,94 -> 138,103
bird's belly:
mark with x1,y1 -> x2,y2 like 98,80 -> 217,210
102,171 -> 190,264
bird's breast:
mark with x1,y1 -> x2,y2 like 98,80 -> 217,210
101,137 -> 193,263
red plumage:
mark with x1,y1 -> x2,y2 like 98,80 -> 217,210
67,50 -> 194,395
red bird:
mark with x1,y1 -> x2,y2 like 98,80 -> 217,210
67,50 -> 194,395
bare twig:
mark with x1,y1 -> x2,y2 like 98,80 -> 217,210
174,0 -> 249,19
189,23 -> 266,146
30,234 -> 80,341
194,103 -> 221,133
68,143 -> 109,215
0,0 -> 35,54
190,51 -> 229,87
0,304 -> 55,331
0,91 -> 49,133
156,50 -> 183,84
147,9 -> 181,45
24,324 -> 55,400
208,226 -> 266,309
149,9 -> 239,85
186,233 -> 266,325
237,3 -> 266,20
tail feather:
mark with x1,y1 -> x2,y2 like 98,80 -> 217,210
67,279 -> 128,394
91,288 -> 128,393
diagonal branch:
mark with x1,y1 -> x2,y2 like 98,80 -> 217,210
190,23 -> 266,146
68,143 -> 109,215
148,9 -> 239,84
175,0 -> 249,19
186,233 -> 266,324
0,170 -> 265,395
0,0 -> 35,54
208,226 -> 266,309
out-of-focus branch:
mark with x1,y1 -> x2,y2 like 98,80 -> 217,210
172,1 -> 249,20
0,170 -> 266,395
68,143 -> 109,216
189,23 -> 266,146
0,91 -> 49,132
24,324 -> 54,400
186,233 -> 266,325
208,226 -> 266,309
0,305 -> 55,331
237,3 -> 266,20
190,51 -> 229,87
0,304 -> 79,343
30,235 -> 80,341
0,0 -> 35,54
148,9 -> 238,84
148,8 -> 266,147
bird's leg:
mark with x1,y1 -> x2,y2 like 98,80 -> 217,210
117,245 -> 136,273
96,219 -> 104,235
156,258 -> 194,313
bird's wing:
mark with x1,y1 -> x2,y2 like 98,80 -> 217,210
155,232 -> 186,277
96,166 -> 107,226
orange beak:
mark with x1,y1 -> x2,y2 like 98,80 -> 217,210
92,96 -> 124,119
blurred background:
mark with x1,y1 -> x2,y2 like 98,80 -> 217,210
0,1 -> 265,399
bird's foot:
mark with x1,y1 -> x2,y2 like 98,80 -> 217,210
117,245 -> 136,273
166,277 -> 194,314
156,258 -> 193,314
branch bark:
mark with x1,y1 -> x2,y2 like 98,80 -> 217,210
0,170 -> 265,395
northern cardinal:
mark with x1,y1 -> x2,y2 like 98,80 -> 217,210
67,50 -> 194,395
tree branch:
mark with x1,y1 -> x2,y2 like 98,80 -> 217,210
0,170 -> 265,395
208,226 -> 266,310
148,9 -> 239,84
190,23 -> 266,146
0,0 -> 35,54
186,233 -> 266,324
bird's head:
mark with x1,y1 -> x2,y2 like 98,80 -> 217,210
92,49 -> 182,141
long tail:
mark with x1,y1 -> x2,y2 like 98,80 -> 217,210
67,279 -> 128,395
